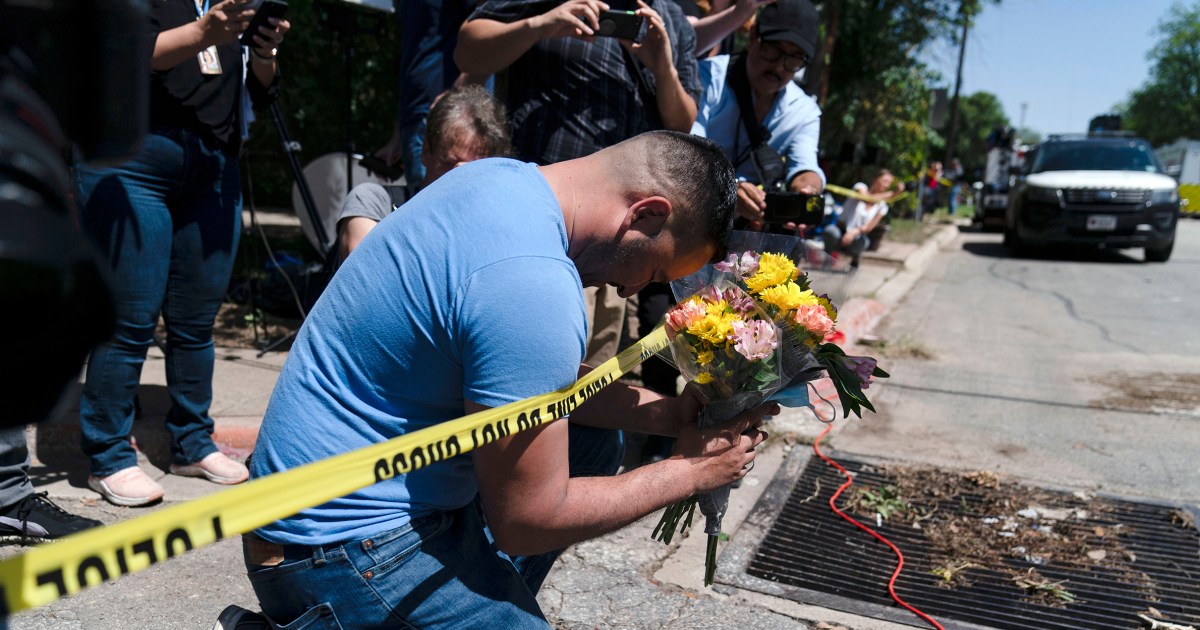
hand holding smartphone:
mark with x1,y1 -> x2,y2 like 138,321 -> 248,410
596,10 -> 646,41
762,191 -> 825,227
240,0 -> 288,47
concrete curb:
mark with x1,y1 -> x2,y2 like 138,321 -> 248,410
836,224 -> 959,348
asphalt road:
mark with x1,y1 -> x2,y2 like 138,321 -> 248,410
835,217 -> 1200,504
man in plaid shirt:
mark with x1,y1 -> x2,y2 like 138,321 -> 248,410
457,0 -> 700,164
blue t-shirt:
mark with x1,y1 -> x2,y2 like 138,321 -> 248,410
251,158 -> 587,546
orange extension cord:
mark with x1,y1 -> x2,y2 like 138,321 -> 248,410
812,423 -> 947,630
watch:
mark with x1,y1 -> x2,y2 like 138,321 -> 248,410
251,48 -> 277,64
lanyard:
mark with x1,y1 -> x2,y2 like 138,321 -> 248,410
194,0 -> 210,18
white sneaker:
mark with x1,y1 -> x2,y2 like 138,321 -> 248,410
170,452 -> 249,485
87,467 -> 165,507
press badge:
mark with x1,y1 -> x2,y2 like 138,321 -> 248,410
198,45 -> 222,75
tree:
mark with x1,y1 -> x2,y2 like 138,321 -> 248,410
1122,1 -> 1200,146
816,0 -> 999,197
929,91 -> 1009,177
1015,127 -> 1042,144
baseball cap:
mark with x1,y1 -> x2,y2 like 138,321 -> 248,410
756,0 -> 819,60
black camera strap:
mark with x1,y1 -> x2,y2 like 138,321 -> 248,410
726,52 -> 766,148
726,53 -> 786,189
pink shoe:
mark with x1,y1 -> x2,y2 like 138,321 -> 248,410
88,466 -> 165,507
170,452 -> 249,485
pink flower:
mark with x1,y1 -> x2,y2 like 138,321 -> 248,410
837,355 -> 879,389
666,299 -> 707,333
713,251 -> 760,279
722,288 -> 757,314
729,319 -> 777,361
793,304 -> 835,338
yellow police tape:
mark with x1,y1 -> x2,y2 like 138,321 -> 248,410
1180,184 -> 1200,216
0,327 -> 670,616
825,183 -> 909,205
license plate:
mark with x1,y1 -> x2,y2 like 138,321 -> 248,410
1087,215 -> 1117,231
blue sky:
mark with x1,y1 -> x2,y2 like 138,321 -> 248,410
920,0 -> 1181,136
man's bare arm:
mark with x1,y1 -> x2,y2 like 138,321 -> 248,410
471,398 -> 768,556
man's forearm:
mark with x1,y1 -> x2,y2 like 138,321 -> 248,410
653,68 -> 698,132
486,457 -> 697,556
456,19 -> 544,75
568,369 -> 681,436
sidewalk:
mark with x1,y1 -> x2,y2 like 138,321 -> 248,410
20,216 -> 962,629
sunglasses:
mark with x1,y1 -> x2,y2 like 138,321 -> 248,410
757,40 -> 809,71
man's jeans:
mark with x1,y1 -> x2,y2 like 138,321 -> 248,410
244,423 -> 624,629
74,128 -> 241,476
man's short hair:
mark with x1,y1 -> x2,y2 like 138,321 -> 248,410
621,131 -> 737,258
425,84 -> 512,159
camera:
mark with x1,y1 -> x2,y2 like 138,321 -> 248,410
0,0 -> 150,425
763,191 -> 824,226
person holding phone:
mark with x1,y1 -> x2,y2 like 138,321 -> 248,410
690,0 -> 824,232
72,0 -> 290,507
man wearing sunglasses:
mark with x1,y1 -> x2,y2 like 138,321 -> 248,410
690,0 -> 825,228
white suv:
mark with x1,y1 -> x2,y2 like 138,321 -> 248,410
1003,134 -> 1180,262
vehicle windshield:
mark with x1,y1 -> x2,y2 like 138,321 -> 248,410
1030,140 -> 1164,174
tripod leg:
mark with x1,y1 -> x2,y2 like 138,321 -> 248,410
268,99 -> 328,257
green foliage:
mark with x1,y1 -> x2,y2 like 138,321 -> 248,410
817,0 -> 999,202
243,1 -> 402,207
1122,1 -> 1200,146
1015,126 -> 1042,144
927,91 -> 1009,177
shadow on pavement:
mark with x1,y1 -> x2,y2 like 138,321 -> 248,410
962,240 -> 1144,264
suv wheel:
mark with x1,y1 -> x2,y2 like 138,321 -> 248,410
1145,240 -> 1174,263
1003,225 -> 1025,255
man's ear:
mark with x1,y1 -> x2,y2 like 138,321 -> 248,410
626,196 -> 672,236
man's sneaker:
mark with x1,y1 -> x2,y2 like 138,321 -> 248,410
170,452 -> 249,485
0,492 -> 103,544
88,466 -> 165,507
212,605 -> 275,630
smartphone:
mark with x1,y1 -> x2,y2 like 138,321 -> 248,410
241,0 -> 289,47
596,10 -> 645,41
763,191 -> 825,226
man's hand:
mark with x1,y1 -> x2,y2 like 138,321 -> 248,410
199,0 -> 254,46
622,0 -> 673,78
530,0 -> 609,39
736,181 -> 767,222
248,15 -> 291,58
672,403 -> 774,493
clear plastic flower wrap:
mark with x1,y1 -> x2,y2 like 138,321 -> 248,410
652,231 -> 889,585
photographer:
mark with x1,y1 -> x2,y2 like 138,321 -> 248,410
73,0 -> 289,507
690,0 -> 824,232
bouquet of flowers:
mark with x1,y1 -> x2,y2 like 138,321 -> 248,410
653,232 -> 889,585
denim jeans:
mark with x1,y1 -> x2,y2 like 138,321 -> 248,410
74,128 -> 241,476
245,421 -> 623,629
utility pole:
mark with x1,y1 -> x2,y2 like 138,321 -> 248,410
943,0 -> 971,164
1019,102 -> 1028,129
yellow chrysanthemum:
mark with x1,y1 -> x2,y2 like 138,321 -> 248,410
687,311 -> 737,345
697,349 -> 714,366
758,282 -> 818,312
817,295 -> 838,321
694,372 -> 714,385
744,252 -> 798,293
704,299 -> 729,316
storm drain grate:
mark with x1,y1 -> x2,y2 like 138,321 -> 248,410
739,454 -> 1200,630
